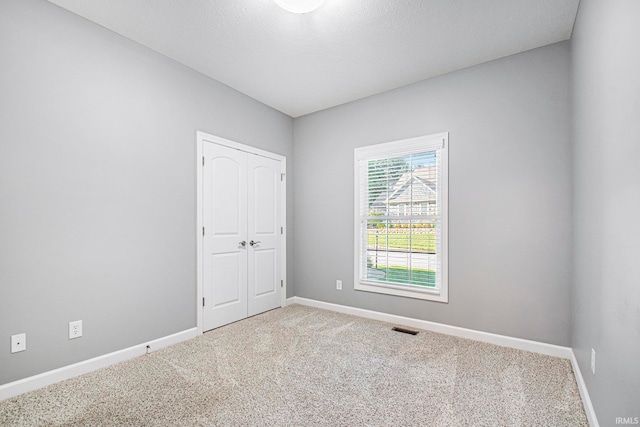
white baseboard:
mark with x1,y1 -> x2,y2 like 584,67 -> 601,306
0,327 -> 197,402
570,350 -> 600,427
287,297 -> 572,358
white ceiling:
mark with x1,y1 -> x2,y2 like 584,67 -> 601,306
47,0 -> 579,118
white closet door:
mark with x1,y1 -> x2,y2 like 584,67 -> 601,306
202,142 -> 282,332
202,143 -> 248,331
247,154 -> 281,317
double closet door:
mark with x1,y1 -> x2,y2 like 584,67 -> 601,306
202,143 -> 282,332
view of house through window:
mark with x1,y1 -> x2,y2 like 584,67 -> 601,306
354,133 -> 448,302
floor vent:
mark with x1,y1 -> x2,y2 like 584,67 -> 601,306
392,327 -> 419,335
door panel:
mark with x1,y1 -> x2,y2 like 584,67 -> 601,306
211,158 -> 241,235
203,144 -> 248,331
247,154 -> 281,316
253,248 -> 277,296
253,166 -> 277,234
210,252 -> 241,306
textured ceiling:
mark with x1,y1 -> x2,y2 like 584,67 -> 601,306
47,0 -> 579,117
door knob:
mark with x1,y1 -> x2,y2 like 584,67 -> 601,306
249,240 -> 261,246
239,241 -> 246,247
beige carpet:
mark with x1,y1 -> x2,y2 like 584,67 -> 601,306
0,304 -> 588,426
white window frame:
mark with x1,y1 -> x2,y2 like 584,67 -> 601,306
353,132 -> 448,303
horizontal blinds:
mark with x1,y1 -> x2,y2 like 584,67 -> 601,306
359,149 -> 441,289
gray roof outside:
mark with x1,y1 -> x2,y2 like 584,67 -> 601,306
372,167 -> 437,209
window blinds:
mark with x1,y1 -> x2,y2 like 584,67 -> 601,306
356,138 -> 445,292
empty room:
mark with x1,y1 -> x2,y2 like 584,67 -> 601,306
1,0 -> 638,425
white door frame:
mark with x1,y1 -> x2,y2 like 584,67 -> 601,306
196,131 -> 287,335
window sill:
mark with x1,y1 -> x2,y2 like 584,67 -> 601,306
355,280 -> 448,303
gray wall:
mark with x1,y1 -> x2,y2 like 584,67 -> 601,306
0,0 -> 293,385
571,0 -> 640,423
293,42 -> 572,346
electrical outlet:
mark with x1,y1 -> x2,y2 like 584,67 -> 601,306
69,320 -> 82,339
11,333 -> 26,353
336,279 -> 342,290
591,348 -> 596,374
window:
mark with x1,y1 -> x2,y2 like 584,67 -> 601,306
354,133 -> 448,302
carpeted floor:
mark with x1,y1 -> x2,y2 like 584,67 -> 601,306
0,304 -> 588,426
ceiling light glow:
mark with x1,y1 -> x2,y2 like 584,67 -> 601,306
273,0 -> 326,14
